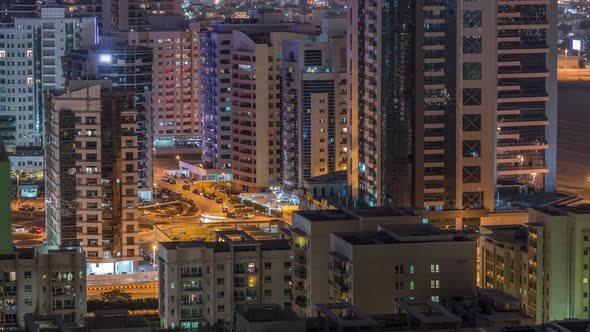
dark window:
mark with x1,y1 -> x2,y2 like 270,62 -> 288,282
463,62 -> 482,80
463,114 -> 481,131
463,166 -> 481,183
464,10 -> 481,28
463,192 -> 483,209
304,50 -> 322,66
463,140 -> 481,158
463,36 -> 481,54
463,88 -> 481,106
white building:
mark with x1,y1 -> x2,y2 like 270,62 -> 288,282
0,246 -> 86,329
158,230 -> 293,330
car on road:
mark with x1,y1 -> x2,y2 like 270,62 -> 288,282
210,185 -> 219,190
222,205 -> 229,212
226,211 -> 237,218
141,210 -> 151,216
243,213 -> 255,219
29,227 -> 43,234
215,197 -> 223,204
168,179 -> 176,184
192,189 -> 201,195
13,227 -> 25,233
18,205 -> 35,212
203,192 -> 215,199
182,184 -> 190,190
184,179 -> 191,184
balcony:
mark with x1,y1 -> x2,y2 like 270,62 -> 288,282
497,117 -> 549,127
497,140 -> 548,152
497,165 -> 549,176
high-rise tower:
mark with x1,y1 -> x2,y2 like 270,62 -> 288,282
348,0 -> 557,215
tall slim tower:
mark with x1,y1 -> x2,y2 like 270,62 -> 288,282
348,0 -> 557,215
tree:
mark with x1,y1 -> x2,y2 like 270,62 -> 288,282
99,289 -> 132,302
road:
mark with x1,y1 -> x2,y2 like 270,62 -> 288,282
88,281 -> 158,299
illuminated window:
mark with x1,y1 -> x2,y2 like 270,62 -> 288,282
430,280 -> 440,289
430,264 -> 440,273
410,265 -> 415,274
410,281 -> 415,290
26,50 -> 32,57
0,51 -> 5,57
27,78 -> 33,85
431,295 -> 440,302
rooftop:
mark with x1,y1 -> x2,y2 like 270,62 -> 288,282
294,207 -> 419,222
160,238 -> 290,252
333,224 -> 475,246
238,304 -> 300,323
303,170 -> 347,184
480,224 -> 529,245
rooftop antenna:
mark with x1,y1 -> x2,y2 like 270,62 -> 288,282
0,138 -> 14,254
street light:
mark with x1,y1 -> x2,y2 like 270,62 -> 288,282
152,244 -> 157,270
565,49 -> 569,71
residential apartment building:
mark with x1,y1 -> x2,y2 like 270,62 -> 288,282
328,224 -> 477,315
282,16 -> 348,193
231,31 -> 306,192
128,16 -> 203,148
45,81 -> 139,260
158,230 -> 293,330
480,204 -> 590,323
62,36 -> 154,200
347,0 -> 557,211
199,19 -> 314,172
0,246 -> 86,329
0,7 -> 97,151
287,207 -> 420,317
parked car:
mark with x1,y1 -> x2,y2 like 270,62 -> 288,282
141,210 -> 151,216
215,197 -> 223,204
226,211 -> 237,218
168,179 -> 176,184
13,227 -> 25,233
210,185 -> 219,190
160,176 -> 169,182
222,205 -> 229,212
182,184 -> 190,190
192,189 -> 201,195
29,227 -> 43,234
243,213 -> 255,219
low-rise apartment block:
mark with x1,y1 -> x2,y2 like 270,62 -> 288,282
480,204 -> 590,323
286,207 -> 421,317
158,230 -> 293,330
0,246 -> 86,330
328,224 -> 477,315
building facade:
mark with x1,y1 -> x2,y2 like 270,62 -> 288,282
62,37 -> 154,200
0,246 -> 86,329
288,207 -> 420,317
347,0 -> 557,211
328,224 -> 477,315
45,81 -> 139,260
158,230 -> 293,330
128,17 -> 203,148
480,205 -> 590,323
198,20 -> 314,172
230,31 -> 306,192
0,7 -> 97,151
282,16 -> 348,193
